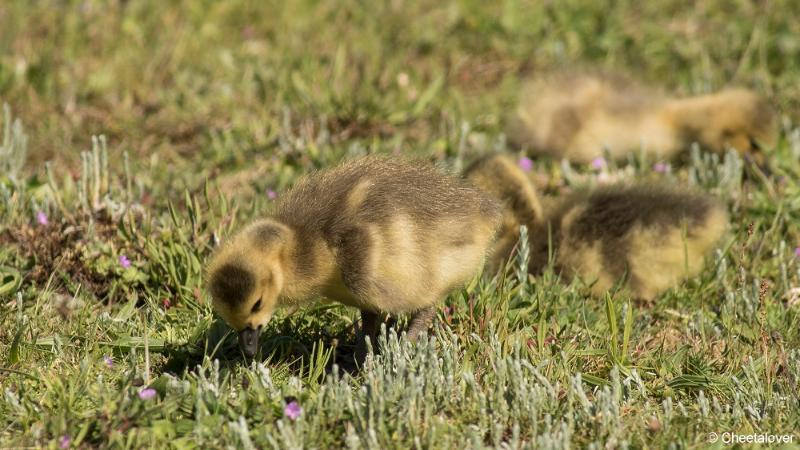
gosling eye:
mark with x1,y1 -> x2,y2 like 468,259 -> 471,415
251,299 -> 262,314
749,137 -> 762,151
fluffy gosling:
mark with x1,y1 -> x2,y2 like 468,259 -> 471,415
507,73 -> 776,165
529,184 -> 729,300
206,156 -> 501,358
464,154 -> 728,300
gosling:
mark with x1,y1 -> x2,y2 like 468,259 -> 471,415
507,72 -> 776,165
206,156 -> 501,358
529,184 -> 729,300
464,155 -> 728,300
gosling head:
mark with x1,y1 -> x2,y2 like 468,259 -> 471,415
694,89 -> 777,164
206,220 -> 292,357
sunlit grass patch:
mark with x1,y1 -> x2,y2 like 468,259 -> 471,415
1,0 -> 800,447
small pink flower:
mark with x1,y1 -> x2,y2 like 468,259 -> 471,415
795,247 -> 800,258
119,255 -> 131,269
653,162 -> 669,173
266,189 -> 277,200
284,400 -> 302,420
103,355 -> 113,368
36,211 -> 49,226
517,156 -> 533,172
59,434 -> 71,449
591,157 -> 606,170
138,388 -> 157,400
162,298 -> 172,309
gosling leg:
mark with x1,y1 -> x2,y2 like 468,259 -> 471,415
406,306 -> 436,341
355,309 -> 381,363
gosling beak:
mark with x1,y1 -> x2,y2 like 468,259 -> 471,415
238,325 -> 261,357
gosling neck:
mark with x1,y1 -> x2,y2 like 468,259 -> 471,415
278,224 -> 337,303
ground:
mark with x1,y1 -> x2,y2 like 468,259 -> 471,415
1,1 -> 799,448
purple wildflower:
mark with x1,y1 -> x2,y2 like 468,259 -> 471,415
267,189 -> 277,200
517,156 -> 533,172
795,247 -> 800,258
284,400 -> 302,420
138,388 -> 157,400
103,355 -> 113,368
36,211 -> 49,226
119,254 -> 131,269
59,434 -> 71,449
591,157 -> 606,170
653,162 -> 669,173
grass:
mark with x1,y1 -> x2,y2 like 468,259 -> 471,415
1,0 -> 800,447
